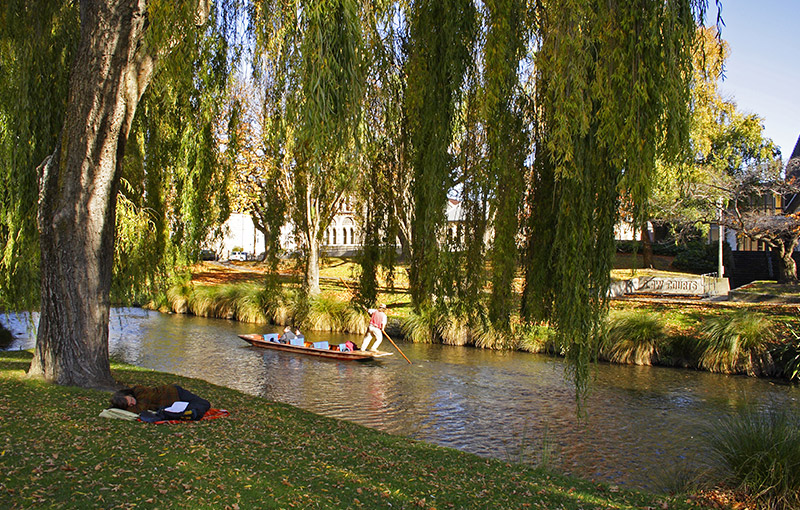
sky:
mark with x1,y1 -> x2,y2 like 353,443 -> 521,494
716,0 -> 800,162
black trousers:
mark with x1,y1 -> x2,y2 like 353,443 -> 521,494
175,385 -> 211,420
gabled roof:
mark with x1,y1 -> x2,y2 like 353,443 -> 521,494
783,134 -> 800,214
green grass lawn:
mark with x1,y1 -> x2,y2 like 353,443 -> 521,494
0,350 -> 705,510
733,280 -> 800,298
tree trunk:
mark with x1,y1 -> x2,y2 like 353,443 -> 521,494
302,180 -> 322,296
641,221 -> 654,268
306,237 -> 321,296
776,237 -> 799,284
29,0 -> 157,388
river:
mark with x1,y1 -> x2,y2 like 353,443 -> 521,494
3,308 -> 798,492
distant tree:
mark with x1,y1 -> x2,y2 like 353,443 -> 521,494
651,27 -> 792,281
711,140 -> 799,283
227,79 -> 290,270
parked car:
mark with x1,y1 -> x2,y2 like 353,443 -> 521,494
199,249 -> 218,261
230,251 -> 248,261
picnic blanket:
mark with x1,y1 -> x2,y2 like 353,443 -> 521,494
99,407 -> 230,424
144,408 -> 230,425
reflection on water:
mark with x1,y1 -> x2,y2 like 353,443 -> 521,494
3,309 -> 799,491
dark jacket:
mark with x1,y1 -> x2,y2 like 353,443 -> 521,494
129,385 -> 180,414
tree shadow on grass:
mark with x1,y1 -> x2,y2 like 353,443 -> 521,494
0,349 -> 32,372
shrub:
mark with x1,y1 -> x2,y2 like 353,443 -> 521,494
672,240 -> 733,274
707,408 -> 800,510
601,311 -> 664,365
699,310 -> 774,375
517,323 -> 557,354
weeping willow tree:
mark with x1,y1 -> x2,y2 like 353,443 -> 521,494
355,1 -> 407,306
250,0 -> 366,296
405,0 -> 477,311
522,0 -> 708,400
0,0 -> 237,388
482,0 -> 531,329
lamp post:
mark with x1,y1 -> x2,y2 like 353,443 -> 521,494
717,198 -> 724,278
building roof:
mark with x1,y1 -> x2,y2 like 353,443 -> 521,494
783,134 -> 800,214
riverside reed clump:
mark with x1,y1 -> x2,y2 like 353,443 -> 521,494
707,407 -> 800,510
1,350 -> 706,510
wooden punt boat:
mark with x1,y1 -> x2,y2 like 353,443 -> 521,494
238,333 -> 393,362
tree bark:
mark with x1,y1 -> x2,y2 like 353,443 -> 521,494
29,0 -> 169,388
303,180 -> 322,296
641,221 -> 654,269
776,237 -> 799,283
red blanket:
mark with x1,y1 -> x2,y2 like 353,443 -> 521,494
139,408 -> 230,425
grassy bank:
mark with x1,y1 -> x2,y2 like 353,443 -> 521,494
0,350 -> 702,509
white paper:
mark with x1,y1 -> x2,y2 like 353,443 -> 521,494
164,401 -> 189,413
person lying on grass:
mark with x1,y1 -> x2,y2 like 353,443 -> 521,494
110,384 -> 211,420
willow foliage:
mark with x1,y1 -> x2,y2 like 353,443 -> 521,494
405,0 -> 477,311
355,2 -> 406,306
112,5 -> 234,304
483,0 -> 530,328
522,0 -> 708,402
0,0 -> 78,310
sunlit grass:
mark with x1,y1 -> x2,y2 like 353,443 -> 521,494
517,322 -> 558,354
0,350 -> 700,510
401,307 -> 439,343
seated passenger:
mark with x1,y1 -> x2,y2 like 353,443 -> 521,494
278,326 -> 296,344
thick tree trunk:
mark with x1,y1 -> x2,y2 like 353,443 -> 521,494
29,0 -> 155,388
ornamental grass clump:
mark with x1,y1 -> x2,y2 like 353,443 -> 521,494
401,307 -> 439,343
707,408 -> 800,510
234,284 -> 272,324
436,310 -> 471,346
601,311 -> 664,366
473,320 -> 516,350
306,292 -> 347,332
165,282 -> 194,314
699,310 -> 774,375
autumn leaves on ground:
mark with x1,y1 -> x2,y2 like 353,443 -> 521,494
0,350 -> 715,510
